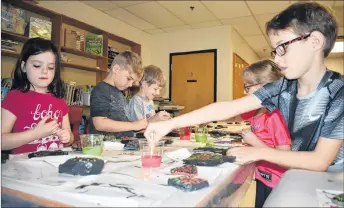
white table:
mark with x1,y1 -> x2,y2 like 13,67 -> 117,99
1,148 -> 254,207
264,169 -> 344,207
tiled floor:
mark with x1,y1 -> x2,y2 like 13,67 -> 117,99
239,180 -> 256,207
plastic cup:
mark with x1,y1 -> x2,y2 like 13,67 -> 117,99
80,134 -> 104,156
139,140 -> 164,168
195,127 -> 208,143
180,127 -> 192,140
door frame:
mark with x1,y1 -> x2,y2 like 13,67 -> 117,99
169,49 -> 217,102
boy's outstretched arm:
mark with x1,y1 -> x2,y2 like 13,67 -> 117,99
144,95 -> 262,141
228,137 -> 343,171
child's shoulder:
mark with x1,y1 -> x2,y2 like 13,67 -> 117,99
266,109 -> 285,122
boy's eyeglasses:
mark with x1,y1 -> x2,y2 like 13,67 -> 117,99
271,34 -> 311,59
244,83 -> 262,93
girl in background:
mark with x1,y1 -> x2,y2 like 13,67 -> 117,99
2,37 -> 73,154
234,60 -> 292,207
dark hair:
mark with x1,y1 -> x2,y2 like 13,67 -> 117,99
266,2 -> 338,57
11,37 -> 65,98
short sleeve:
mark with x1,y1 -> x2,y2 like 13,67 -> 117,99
267,109 -> 292,146
90,84 -> 110,118
128,96 -> 144,121
253,78 -> 285,112
240,110 -> 256,121
1,90 -> 21,117
320,87 -> 344,139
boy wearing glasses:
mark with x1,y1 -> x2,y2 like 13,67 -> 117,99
145,1 -> 343,175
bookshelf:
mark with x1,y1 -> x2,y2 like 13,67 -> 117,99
1,0 -> 141,85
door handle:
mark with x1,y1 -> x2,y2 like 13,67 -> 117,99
187,80 -> 197,82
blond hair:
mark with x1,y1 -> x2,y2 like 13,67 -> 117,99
242,59 -> 282,85
140,65 -> 165,87
111,51 -> 143,78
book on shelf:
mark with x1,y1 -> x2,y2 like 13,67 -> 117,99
28,17 -> 52,40
1,2 -> 27,35
64,28 -> 85,51
85,32 -> 103,56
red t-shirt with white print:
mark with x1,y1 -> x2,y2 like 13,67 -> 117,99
2,90 -> 69,154
241,109 -> 291,188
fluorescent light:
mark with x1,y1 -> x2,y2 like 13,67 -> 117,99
331,41 -> 344,53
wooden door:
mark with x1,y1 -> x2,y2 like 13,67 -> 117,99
233,53 -> 249,99
171,51 -> 215,115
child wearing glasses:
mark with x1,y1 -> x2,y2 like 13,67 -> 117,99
145,1 -> 343,176
241,60 -> 292,207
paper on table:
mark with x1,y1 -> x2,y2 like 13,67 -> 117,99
165,148 -> 192,161
61,173 -> 177,207
316,189 -> 343,207
103,141 -> 125,150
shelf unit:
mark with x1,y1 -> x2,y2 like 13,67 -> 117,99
1,0 -> 141,84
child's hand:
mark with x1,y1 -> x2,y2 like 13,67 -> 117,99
134,118 -> 148,131
33,116 -> 60,139
144,120 -> 173,146
55,129 -> 71,144
241,129 -> 260,146
157,111 -> 171,121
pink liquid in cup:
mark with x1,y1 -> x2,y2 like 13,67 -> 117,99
180,127 -> 191,140
141,155 -> 162,168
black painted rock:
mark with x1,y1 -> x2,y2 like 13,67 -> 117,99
28,150 -> 68,159
59,157 -> 104,176
168,176 -> 209,192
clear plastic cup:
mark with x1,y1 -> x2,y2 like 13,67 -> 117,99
180,127 -> 192,140
195,127 -> 208,143
139,140 -> 164,168
80,134 -> 105,156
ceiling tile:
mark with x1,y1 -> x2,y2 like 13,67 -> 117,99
201,1 -> 252,20
81,1 -> 118,11
111,1 -> 146,7
125,1 -> 185,28
162,25 -> 192,33
144,28 -> 164,35
244,35 -> 270,53
190,20 -> 222,29
222,16 -> 262,36
105,8 -> 156,30
255,13 -> 277,33
247,1 -> 290,15
158,1 -> 217,24
338,27 -> 344,36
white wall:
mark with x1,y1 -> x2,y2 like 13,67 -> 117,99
38,1 -> 152,64
150,26 -> 232,101
325,57 -> 344,74
150,26 -> 260,101
38,1 -> 260,101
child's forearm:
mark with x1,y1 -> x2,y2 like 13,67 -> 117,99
92,117 -> 138,132
260,145 -> 332,171
1,129 -> 39,150
168,95 -> 261,130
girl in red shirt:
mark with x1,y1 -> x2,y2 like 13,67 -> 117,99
2,38 -> 73,154
238,60 -> 292,207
